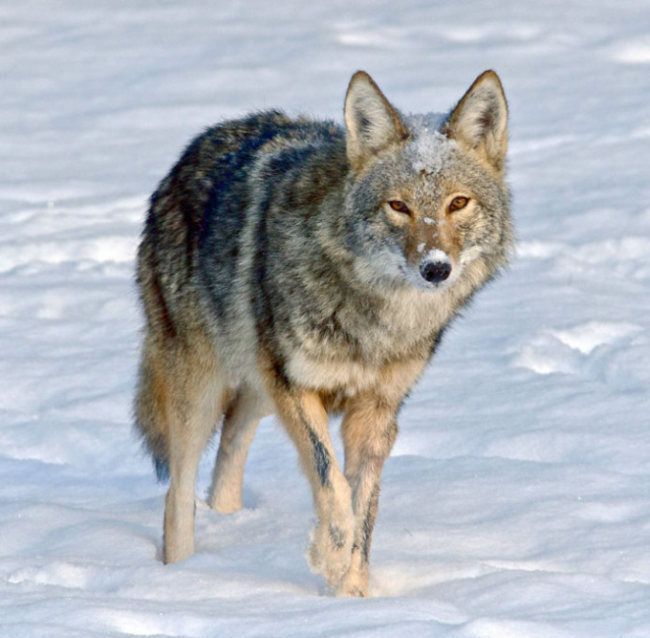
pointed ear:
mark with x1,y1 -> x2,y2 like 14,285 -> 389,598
444,70 -> 508,172
344,71 -> 408,171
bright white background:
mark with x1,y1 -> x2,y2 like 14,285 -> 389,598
1,2 -> 649,636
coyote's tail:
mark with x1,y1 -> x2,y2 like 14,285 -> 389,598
134,347 -> 171,484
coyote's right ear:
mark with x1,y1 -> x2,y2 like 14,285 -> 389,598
344,71 -> 408,171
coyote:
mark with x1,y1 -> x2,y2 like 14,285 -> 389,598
135,69 -> 513,596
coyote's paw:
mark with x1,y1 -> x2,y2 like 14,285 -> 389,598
335,563 -> 369,597
308,519 -> 354,588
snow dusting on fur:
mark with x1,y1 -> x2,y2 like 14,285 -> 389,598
405,112 -> 456,174
423,248 -> 450,264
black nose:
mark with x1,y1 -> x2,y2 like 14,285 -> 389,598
420,260 -> 451,284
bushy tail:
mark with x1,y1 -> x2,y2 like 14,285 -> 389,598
134,406 -> 171,484
134,347 -> 171,484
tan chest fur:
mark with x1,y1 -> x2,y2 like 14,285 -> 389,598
285,350 -> 383,395
285,288 -> 454,394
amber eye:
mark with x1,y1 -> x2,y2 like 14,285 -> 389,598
388,200 -> 411,215
448,196 -> 469,213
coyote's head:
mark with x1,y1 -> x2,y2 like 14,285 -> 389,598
341,70 -> 513,294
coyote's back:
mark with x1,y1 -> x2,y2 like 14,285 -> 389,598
135,70 -> 513,596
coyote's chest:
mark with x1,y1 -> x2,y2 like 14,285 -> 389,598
285,288 -> 451,394
285,350 -> 383,395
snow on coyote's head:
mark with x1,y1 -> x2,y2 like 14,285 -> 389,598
341,70 -> 513,294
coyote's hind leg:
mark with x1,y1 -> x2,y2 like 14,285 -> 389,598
209,387 -> 263,514
136,334 -> 224,564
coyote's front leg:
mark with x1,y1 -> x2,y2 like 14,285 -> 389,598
273,386 -> 354,590
337,397 -> 397,596
337,360 -> 426,596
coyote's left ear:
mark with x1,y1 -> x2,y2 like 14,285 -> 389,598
344,71 -> 408,171
444,70 -> 508,172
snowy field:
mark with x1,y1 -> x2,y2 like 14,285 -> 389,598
1,1 -> 650,636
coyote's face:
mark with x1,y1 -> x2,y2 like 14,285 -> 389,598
342,72 -> 512,294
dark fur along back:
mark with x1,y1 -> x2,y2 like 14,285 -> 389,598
136,111 -> 350,472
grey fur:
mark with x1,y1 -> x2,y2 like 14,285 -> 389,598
135,69 -> 513,596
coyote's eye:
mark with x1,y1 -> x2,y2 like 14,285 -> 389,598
448,196 -> 470,212
388,200 -> 411,215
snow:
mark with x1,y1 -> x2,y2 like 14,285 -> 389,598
405,113 -> 453,175
423,249 -> 450,265
1,1 -> 649,636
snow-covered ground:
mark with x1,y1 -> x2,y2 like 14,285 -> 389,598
1,2 -> 649,636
